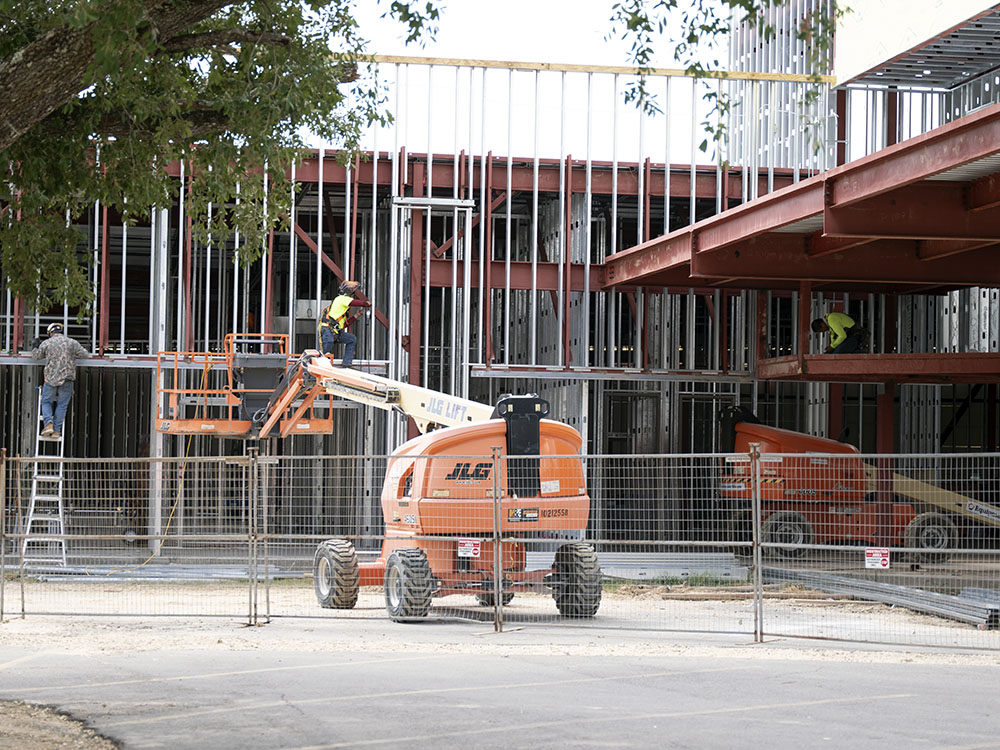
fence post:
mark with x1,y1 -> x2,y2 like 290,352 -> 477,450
1,448 -> 6,620
16,455 -> 25,618
262,455 -> 271,625
491,446 -> 503,633
247,446 -> 258,626
749,442 -> 763,643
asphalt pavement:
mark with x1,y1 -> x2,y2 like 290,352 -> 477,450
1,615 -> 999,749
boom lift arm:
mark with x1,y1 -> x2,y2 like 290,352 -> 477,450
255,350 -> 495,438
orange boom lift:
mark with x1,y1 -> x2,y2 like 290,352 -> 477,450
157,339 -> 602,621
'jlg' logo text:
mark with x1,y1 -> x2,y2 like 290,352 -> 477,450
444,462 -> 492,482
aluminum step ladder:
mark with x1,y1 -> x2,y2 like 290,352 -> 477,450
22,387 -> 67,567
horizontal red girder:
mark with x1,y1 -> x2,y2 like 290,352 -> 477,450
806,233 -> 876,257
605,233 -> 691,286
969,172 -> 1000,211
690,234 -> 1000,286
917,239 -> 999,260
428,258 -> 606,292
757,353 -> 1000,384
824,182 -> 1000,241
828,101 -> 1000,205
166,151 -> 793,202
693,181 -> 825,252
603,104 -> 1000,292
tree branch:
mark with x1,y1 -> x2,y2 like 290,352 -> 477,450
0,0 -> 229,153
40,102 -> 234,141
159,29 -> 291,55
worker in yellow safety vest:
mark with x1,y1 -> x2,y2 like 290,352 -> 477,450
319,280 -> 366,366
811,311 -> 864,354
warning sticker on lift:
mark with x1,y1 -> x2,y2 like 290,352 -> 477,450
966,500 -> 1000,525
507,507 -> 539,522
457,539 -> 481,558
865,547 -> 890,569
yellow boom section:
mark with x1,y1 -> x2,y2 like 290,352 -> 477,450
305,354 -> 494,433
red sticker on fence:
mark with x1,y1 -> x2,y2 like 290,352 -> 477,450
865,547 -> 890,569
457,539 -> 481,558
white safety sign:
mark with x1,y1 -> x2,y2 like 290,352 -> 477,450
457,539 -> 481,558
865,547 -> 890,569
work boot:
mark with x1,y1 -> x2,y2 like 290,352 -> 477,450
50,430 -> 61,441
41,423 -> 53,437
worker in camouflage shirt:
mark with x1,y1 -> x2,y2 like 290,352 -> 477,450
31,323 -> 89,440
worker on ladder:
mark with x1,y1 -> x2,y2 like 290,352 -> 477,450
319,280 -> 367,367
31,322 -> 89,440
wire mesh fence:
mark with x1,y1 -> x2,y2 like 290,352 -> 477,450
2,450 -> 998,649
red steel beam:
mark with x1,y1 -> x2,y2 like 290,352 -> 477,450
605,233 -> 692,287
430,192 -> 505,259
805,233 -> 876,258
692,181 -> 825,253
797,281 -> 811,372
969,172 -> 1000,211
428,259 -> 606,292
563,154 -> 573,365
756,353 -> 1000,384
603,105 -> 1000,291
690,235 -> 1000,287
824,182 -> 1000,241
409,162 -> 425,393
290,221 -> 389,330
916,239 -> 1000,260
828,101 -> 1000,206
427,158 -> 746,199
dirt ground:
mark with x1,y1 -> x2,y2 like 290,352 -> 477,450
0,700 -> 119,749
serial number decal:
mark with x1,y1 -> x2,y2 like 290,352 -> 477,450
507,507 -> 539,522
540,508 -> 569,518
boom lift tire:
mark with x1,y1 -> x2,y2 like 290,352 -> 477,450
552,542 -> 602,618
385,548 -> 435,621
904,512 -> 957,563
762,511 -> 813,559
476,591 -> 515,606
313,539 -> 360,609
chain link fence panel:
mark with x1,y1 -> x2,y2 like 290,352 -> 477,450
2,450 -> 998,649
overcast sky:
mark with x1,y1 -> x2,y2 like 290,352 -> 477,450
338,1 -> 723,163
353,1 -> 689,68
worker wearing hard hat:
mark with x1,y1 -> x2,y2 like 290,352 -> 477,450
319,280 -> 368,367
30,322 -> 89,440
811,311 -> 864,354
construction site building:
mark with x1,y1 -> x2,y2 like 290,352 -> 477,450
1,1 -> 999,461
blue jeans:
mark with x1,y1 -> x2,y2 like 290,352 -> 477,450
41,380 -> 74,433
321,327 -> 356,366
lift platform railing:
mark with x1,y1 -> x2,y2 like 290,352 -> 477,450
155,333 -> 335,438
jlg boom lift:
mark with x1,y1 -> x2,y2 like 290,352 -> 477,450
157,336 -> 602,621
718,406 -> 1000,561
